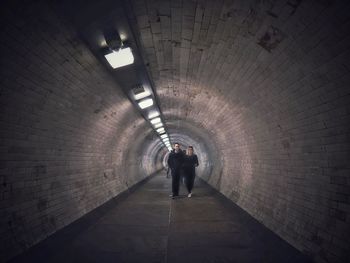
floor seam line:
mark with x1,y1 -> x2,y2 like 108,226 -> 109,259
165,185 -> 172,263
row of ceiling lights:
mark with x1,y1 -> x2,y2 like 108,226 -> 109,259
136,94 -> 172,151
103,32 -> 172,151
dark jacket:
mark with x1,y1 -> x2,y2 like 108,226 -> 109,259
182,154 -> 199,171
167,150 -> 185,171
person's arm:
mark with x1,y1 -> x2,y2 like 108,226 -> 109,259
167,153 -> 172,169
194,155 -> 199,167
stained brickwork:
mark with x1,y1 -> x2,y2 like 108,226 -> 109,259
130,1 -> 350,262
0,2 -> 162,262
1,1 -> 350,263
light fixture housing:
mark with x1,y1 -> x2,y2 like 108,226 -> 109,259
133,85 -> 152,100
104,47 -> 134,68
138,98 -> 154,109
135,90 -> 151,100
150,117 -> 161,124
148,111 -> 160,119
154,123 -> 163,128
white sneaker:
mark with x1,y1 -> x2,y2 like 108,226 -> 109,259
188,193 -> 192,198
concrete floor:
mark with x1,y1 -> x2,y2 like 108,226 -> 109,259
10,172 -> 313,263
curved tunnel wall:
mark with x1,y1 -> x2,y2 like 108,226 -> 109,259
0,3 -> 163,262
1,1 -> 350,263
130,1 -> 350,262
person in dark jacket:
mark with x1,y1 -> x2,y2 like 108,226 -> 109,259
183,146 -> 199,198
167,142 -> 185,198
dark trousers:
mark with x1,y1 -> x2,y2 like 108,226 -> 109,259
171,169 -> 181,196
185,168 -> 195,193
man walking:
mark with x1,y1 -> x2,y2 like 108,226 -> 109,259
167,142 -> 185,198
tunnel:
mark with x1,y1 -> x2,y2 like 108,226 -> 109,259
1,0 -> 350,262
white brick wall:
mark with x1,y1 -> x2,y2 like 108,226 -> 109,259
0,2 -> 162,262
131,1 -> 350,262
1,1 -> 349,262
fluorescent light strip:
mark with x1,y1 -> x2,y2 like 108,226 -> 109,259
160,134 -> 168,139
154,123 -> 163,128
138,98 -> 153,109
104,47 -> 134,68
156,128 -> 165,133
150,117 -> 161,124
148,111 -> 159,119
134,90 -> 151,100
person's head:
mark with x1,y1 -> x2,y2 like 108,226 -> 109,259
173,143 -> 180,152
187,146 -> 194,155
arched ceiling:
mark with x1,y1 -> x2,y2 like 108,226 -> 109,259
1,1 -> 349,262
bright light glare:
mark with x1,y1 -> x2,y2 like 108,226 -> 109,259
134,89 -> 151,100
150,117 -> 161,124
104,47 -> 134,68
148,111 -> 159,119
156,128 -> 165,133
160,134 -> 168,139
163,138 -> 170,142
154,123 -> 163,128
138,98 -> 153,109
167,147 -> 172,151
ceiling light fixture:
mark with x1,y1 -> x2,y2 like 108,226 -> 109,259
148,111 -> 160,119
133,85 -> 152,100
104,47 -> 134,68
154,123 -> 163,128
150,117 -> 161,124
134,90 -> 151,100
138,98 -> 153,109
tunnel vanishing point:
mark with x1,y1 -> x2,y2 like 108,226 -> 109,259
1,0 -> 350,263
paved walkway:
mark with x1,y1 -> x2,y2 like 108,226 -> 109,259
11,172 -> 312,263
